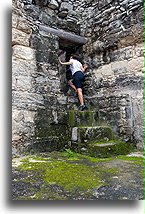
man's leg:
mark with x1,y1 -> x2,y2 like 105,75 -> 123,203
69,80 -> 77,92
77,88 -> 84,105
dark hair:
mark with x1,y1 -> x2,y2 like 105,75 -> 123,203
71,54 -> 79,60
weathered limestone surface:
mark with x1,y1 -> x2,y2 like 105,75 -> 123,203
12,0 -> 144,153
74,0 -> 143,150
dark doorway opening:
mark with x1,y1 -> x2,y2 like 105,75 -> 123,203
58,39 -> 83,94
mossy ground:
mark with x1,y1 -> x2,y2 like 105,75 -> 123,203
12,151 -> 144,200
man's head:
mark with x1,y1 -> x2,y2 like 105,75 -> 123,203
70,54 -> 79,60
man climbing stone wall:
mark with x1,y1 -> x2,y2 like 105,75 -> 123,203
74,0 -> 144,150
12,0 -> 144,153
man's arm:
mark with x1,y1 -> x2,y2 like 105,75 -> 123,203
81,64 -> 88,72
59,58 -> 73,65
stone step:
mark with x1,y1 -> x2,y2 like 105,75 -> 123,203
27,137 -> 66,153
71,139 -> 134,158
86,141 -> 134,158
71,126 -> 113,145
67,110 -> 101,127
70,125 -> 134,158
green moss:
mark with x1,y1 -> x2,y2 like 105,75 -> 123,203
117,155 -> 144,162
78,126 -> 99,128
87,141 -> 135,158
68,110 -> 100,127
68,110 -> 75,127
78,111 -> 94,126
90,140 -> 127,145
62,149 -> 115,162
88,157 -> 115,162
13,149 -> 144,200
17,158 -> 107,192
74,153 -> 115,162
31,156 -> 52,161
128,162 -> 144,166
63,150 -> 143,165
66,157 -> 79,161
77,126 -> 113,145
96,168 -> 118,174
21,157 -> 30,162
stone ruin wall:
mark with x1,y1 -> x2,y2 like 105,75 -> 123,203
78,0 -> 144,150
12,0 -> 144,154
12,0 -> 82,154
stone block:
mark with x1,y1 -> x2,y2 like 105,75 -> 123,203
27,137 -> 66,153
119,35 -> 136,47
12,58 -> 37,76
134,43 -> 144,57
94,64 -> 114,78
92,40 -> 105,52
12,28 -> 31,47
16,76 -> 33,91
60,2 -> 73,11
12,91 -> 45,110
57,111 -> 68,125
71,126 -> 113,145
127,57 -> 144,73
57,95 -> 67,105
48,0 -> 59,10
111,60 -> 128,74
67,110 -> 100,127
34,0 -> 48,7
12,110 -> 36,141
87,141 -> 134,158
12,13 -> 18,28
12,45 -> 36,60
17,19 -> 32,34
110,47 -> 133,61
12,14 -> 32,34
58,10 -> 68,18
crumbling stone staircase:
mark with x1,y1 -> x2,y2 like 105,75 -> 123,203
31,108 -> 133,158
68,110 -> 133,158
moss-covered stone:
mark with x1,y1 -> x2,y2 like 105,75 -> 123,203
67,110 -> 75,127
87,141 -> 135,158
67,110 -> 100,127
78,111 -> 94,126
117,155 -> 144,162
79,126 -> 113,142
61,149 -> 115,162
12,150 -> 144,200
71,126 -> 113,154
17,158 -> 107,193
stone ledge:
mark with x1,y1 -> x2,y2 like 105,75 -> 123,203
71,126 -> 113,144
87,141 -> 134,158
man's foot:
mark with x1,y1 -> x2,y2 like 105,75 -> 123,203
79,104 -> 87,111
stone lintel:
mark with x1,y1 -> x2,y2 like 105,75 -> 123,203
39,25 -> 88,46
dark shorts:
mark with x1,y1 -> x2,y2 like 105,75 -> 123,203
73,71 -> 85,89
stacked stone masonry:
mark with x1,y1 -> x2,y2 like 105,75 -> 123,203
12,0 -> 143,154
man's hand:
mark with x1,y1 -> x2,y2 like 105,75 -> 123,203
58,58 -> 62,64
58,58 -> 73,66
84,63 -> 88,70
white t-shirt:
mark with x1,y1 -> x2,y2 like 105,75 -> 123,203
69,59 -> 83,75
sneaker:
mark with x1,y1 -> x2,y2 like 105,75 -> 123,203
79,104 -> 87,111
